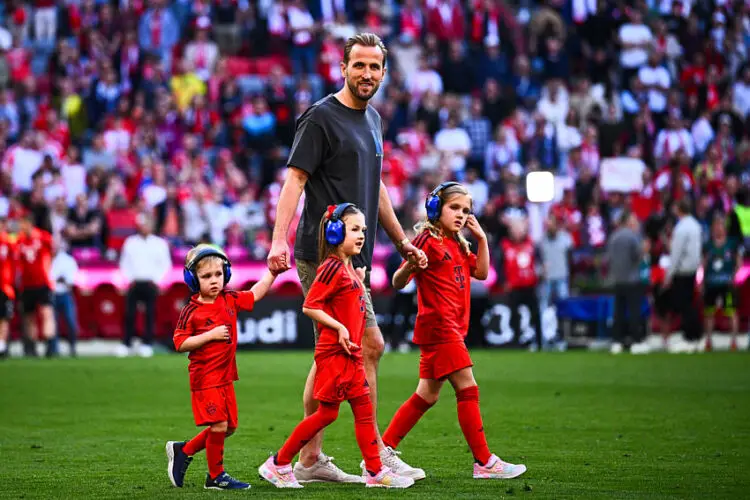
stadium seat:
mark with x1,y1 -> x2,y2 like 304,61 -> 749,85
156,283 -> 190,339
91,284 -> 125,339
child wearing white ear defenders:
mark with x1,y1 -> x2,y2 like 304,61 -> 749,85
166,244 -> 279,490
258,203 -> 414,489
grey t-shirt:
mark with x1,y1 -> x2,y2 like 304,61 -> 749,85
539,230 -> 573,280
288,94 -> 383,268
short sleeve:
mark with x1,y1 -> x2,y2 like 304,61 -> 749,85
412,231 -> 439,267
227,290 -> 255,312
303,259 -> 343,310
173,303 -> 197,351
287,112 -> 328,176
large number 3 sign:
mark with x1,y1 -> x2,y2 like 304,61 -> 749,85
482,303 -> 559,346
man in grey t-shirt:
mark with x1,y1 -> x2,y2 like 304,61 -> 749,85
607,211 -> 648,354
267,33 -> 426,483
538,215 -> 573,313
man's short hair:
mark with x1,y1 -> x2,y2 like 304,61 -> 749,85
343,32 -> 388,67
677,198 -> 692,215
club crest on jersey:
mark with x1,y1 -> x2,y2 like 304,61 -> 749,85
226,308 -> 235,317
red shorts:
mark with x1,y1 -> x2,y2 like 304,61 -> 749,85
314,354 -> 370,404
191,383 -> 238,429
419,341 -> 473,381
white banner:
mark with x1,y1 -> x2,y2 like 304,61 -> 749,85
599,157 -> 646,193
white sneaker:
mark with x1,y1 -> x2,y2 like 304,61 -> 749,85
630,341 -> 651,355
361,446 -> 426,481
668,340 -> 696,354
365,466 -> 414,488
137,344 -> 154,358
397,342 -> 410,354
114,344 -> 131,358
293,453 -> 362,483
610,342 -> 624,355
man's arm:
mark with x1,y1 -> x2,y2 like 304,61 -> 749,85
378,180 -> 407,246
268,167 -> 308,272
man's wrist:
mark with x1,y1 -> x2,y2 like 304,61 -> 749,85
395,237 -> 410,251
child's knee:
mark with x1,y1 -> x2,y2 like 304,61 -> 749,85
210,421 -> 229,433
455,385 -> 479,402
350,395 -> 374,423
318,402 -> 340,426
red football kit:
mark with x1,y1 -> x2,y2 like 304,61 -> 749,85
275,255 -> 382,474
407,231 -> 477,380
501,238 -> 539,290
303,256 -> 369,403
382,231 -> 493,465
173,290 -> 255,427
16,228 -> 53,290
0,233 -> 18,300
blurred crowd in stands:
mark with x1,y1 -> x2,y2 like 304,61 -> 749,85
0,0 -> 749,284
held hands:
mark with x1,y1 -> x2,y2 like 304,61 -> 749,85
405,252 -> 427,272
267,240 -> 291,274
337,325 -> 360,356
465,215 -> 487,240
401,241 -> 428,269
209,325 -> 231,342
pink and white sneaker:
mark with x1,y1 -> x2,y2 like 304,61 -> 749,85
365,467 -> 415,488
258,456 -> 303,488
473,454 -> 527,479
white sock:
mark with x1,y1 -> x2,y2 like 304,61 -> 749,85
0,340 -> 7,352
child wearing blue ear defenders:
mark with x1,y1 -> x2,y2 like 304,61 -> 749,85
166,244 -> 279,490
258,204 -> 414,489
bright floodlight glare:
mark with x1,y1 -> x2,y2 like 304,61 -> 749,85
526,171 -> 555,203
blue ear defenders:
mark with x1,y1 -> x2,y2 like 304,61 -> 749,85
183,246 -> 232,293
325,203 -> 356,246
425,181 -> 461,222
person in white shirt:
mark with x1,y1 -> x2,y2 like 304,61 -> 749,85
637,52 -> 670,115
117,213 -> 172,358
434,112 -> 471,177
51,239 -> 79,357
618,9 -> 653,70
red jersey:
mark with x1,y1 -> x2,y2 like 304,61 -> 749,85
407,232 -> 477,345
0,233 -> 18,299
173,290 -> 256,391
16,229 -> 53,290
501,238 -> 539,289
304,256 -> 366,361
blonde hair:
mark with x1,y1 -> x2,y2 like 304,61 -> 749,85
317,205 -> 364,263
415,184 -> 472,255
186,244 -> 227,274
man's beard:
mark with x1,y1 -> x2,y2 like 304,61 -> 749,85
346,76 -> 379,101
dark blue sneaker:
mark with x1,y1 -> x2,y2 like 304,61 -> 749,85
166,441 -> 193,487
204,471 -> 252,490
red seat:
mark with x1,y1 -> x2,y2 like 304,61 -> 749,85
226,56 -> 253,76
91,284 -> 125,339
156,283 -> 190,339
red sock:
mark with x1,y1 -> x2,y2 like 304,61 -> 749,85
206,430 -> 226,479
383,393 -> 433,449
350,395 -> 383,474
456,386 -> 491,465
183,428 -> 210,456
277,403 -> 339,466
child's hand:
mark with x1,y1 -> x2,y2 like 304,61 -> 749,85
406,252 -> 427,271
355,266 -> 367,282
465,215 -> 487,241
209,325 -> 230,342
337,325 -> 359,355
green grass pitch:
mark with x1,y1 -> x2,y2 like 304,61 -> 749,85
1,350 -> 749,499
